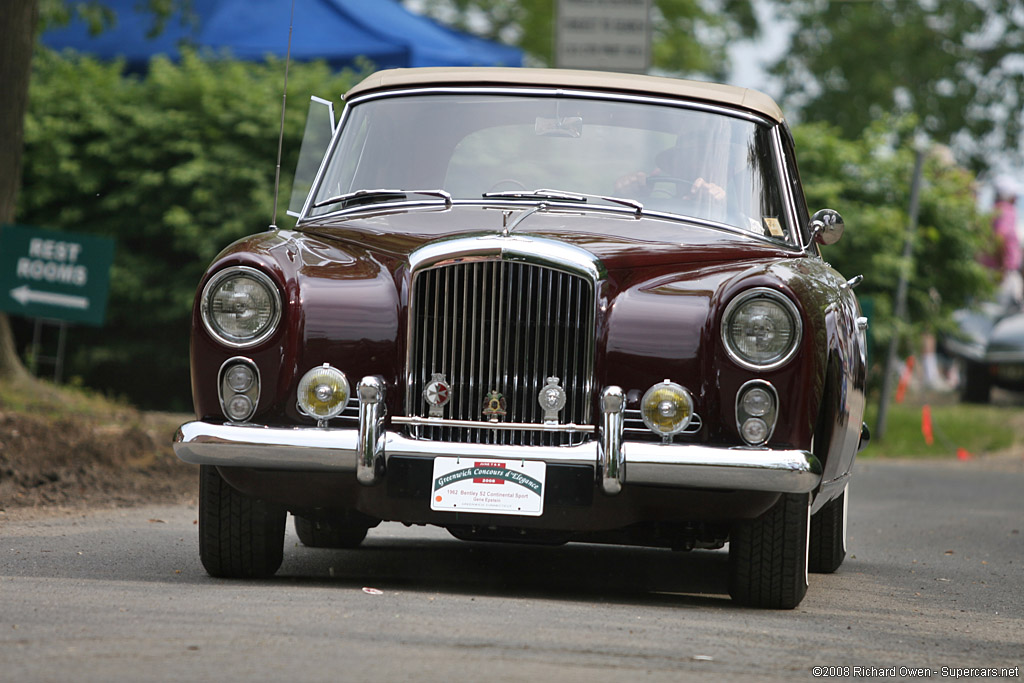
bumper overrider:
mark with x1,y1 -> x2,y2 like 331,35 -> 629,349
174,378 -> 822,496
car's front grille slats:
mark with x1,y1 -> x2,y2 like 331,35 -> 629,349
407,260 -> 595,446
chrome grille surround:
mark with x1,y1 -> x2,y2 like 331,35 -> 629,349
405,235 -> 600,447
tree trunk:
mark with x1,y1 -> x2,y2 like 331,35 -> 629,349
0,0 -> 39,380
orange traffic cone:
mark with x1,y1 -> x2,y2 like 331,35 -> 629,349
921,404 -> 934,446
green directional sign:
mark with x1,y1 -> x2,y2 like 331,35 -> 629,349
0,224 -> 115,326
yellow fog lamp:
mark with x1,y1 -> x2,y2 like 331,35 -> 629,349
641,380 -> 694,442
297,364 -> 350,425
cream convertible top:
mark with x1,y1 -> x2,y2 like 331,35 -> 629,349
345,67 -> 785,124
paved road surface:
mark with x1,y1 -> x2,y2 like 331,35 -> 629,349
2,457 -> 1022,682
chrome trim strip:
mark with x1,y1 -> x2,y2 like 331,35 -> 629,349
356,376 -> 386,485
393,415 -> 595,433
344,86 -> 772,125
174,420 -> 822,494
600,386 -> 626,495
770,125 -> 802,249
407,233 -> 605,281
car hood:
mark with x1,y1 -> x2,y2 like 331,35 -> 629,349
298,204 -> 798,271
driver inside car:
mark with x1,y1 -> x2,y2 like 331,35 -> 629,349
613,136 -> 728,216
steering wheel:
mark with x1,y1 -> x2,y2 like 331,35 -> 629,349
645,175 -> 696,198
487,178 -> 528,193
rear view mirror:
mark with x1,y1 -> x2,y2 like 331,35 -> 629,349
288,96 -> 336,217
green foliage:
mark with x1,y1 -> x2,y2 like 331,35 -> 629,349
771,0 -> 1024,172
794,117 -> 993,357
404,0 -> 758,79
19,49 -> 360,409
861,401 -> 1017,459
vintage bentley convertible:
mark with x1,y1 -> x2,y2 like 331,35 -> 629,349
174,67 -> 869,608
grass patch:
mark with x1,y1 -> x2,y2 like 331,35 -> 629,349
0,373 -> 136,421
864,400 -> 1020,458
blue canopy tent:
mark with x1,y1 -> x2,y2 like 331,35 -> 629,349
40,0 -> 522,71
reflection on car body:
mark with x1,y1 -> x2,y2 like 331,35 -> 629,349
174,67 -> 869,609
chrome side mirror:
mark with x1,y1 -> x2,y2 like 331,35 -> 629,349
809,209 -> 845,246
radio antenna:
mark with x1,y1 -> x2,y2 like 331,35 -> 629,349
270,0 -> 297,229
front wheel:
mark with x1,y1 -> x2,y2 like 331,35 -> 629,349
199,465 -> 286,579
294,514 -> 370,549
959,360 -> 991,404
809,486 -> 848,573
728,493 -> 810,609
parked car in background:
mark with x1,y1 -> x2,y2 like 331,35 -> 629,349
944,301 -> 1024,403
174,67 -> 869,608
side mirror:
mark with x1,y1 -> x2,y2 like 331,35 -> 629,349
809,209 -> 845,246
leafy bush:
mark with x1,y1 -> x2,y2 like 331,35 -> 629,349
794,118 -> 992,363
18,49 -> 360,409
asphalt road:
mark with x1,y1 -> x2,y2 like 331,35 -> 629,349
2,457 -> 1022,682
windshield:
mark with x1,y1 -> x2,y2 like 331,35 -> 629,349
308,93 -> 793,243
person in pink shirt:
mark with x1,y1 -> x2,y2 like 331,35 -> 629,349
984,176 -> 1023,307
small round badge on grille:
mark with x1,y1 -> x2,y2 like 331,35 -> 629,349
538,376 -> 566,424
423,373 -> 451,417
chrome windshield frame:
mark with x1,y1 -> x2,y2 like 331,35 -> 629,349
294,85 -> 794,240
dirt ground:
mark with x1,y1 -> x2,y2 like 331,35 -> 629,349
0,410 -> 197,518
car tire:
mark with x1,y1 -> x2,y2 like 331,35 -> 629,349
294,515 -> 369,549
960,360 -> 991,404
728,492 -> 810,609
199,465 -> 286,579
809,486 -> 847,573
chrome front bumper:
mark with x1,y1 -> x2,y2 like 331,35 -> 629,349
174,381 -> 822,496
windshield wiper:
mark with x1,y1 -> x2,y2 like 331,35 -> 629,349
312,188 -> 452,210
483,188 -> 588,203
483,188 -> 642,218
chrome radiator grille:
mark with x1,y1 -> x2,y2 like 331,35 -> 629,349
406,260 -> 595,446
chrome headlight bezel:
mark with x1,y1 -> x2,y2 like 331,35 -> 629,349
218,357 -> 260,423
736,379 -> 779,446
640,380 -> 695,438
200,266 -> 282,349
721,287 -> 803,371
296,364 -> 351,422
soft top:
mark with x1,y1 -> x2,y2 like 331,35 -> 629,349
345,67 -> 785,123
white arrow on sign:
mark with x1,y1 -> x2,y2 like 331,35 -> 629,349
10,285 -> 89,310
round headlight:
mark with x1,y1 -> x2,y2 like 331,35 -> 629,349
225,394 -> 255,422
722,288 -> 802,370
201,266 -> 281,348
297,364 -> 350,421
741,417 -> 770,445
225,364 -> 255,393
641,380 -> 694,437
741,387 -> 772,417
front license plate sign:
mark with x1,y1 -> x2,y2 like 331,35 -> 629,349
431,457 -> 546,516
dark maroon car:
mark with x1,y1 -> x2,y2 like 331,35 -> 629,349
174,67 -> 869,608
